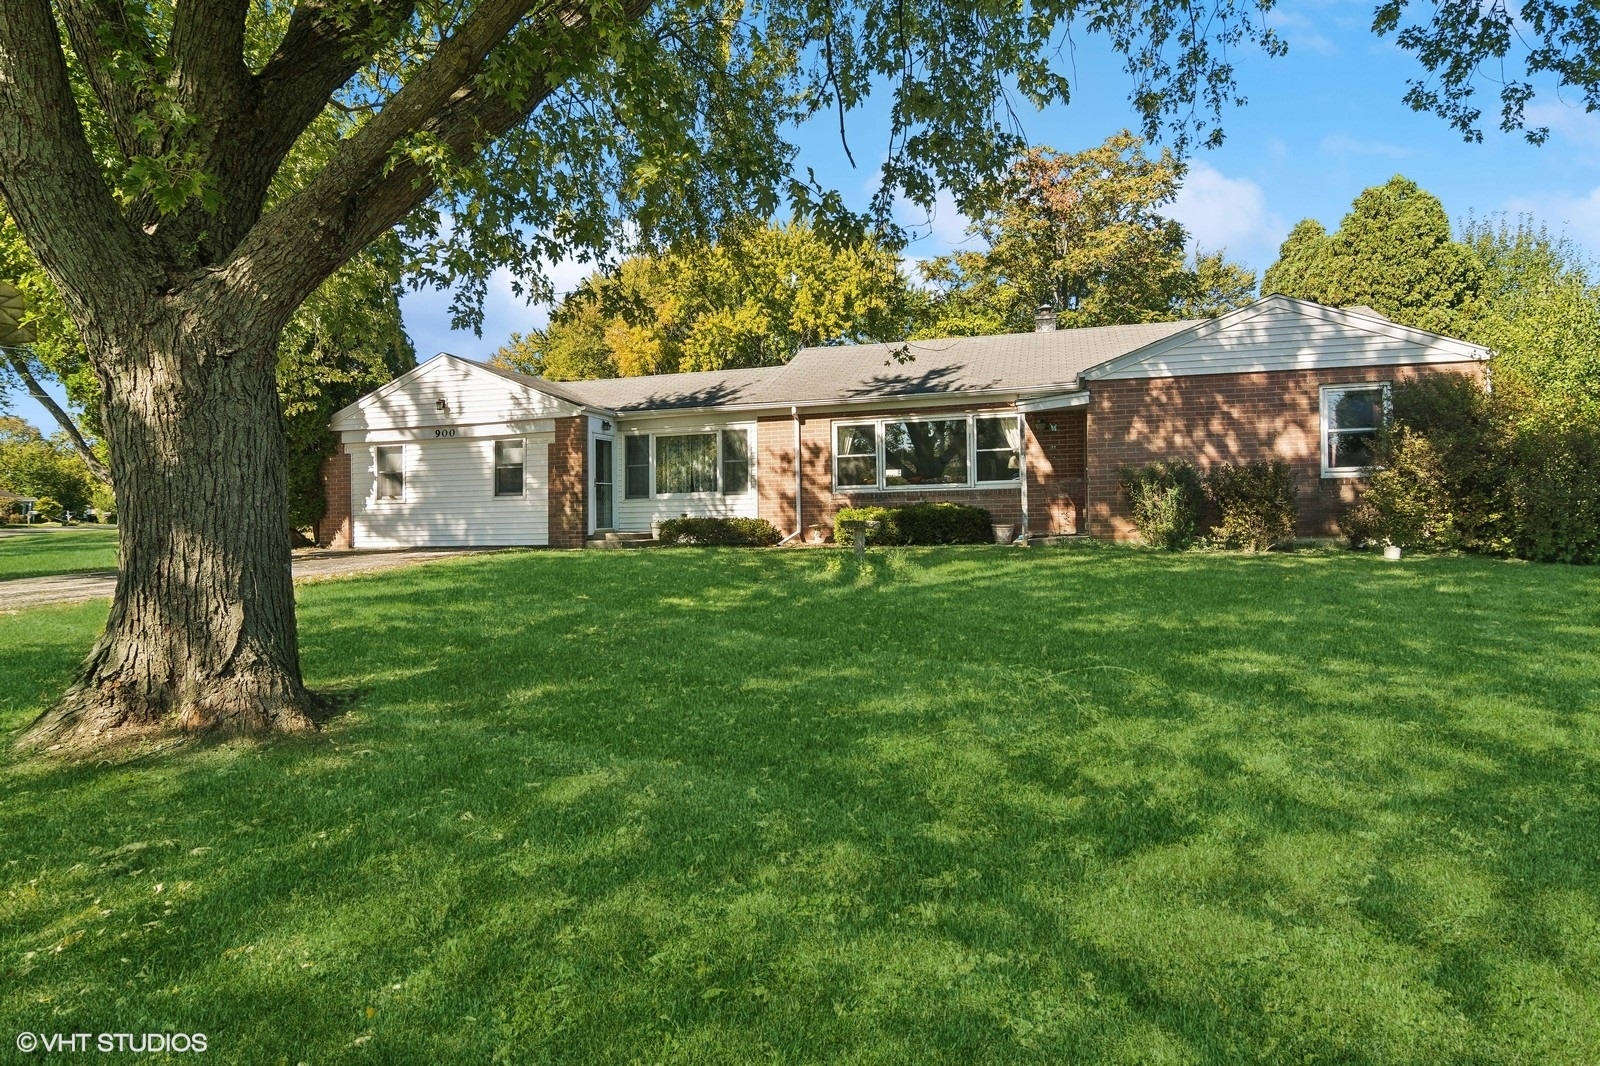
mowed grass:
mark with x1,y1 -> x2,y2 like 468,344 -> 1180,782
0,528 -> 118,580
2,545 -> 1597,1064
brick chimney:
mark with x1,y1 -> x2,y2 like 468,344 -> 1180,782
1034,304 -> 1057,332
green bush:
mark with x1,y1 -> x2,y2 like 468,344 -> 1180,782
657,516 -> 781,547
1118,461 -> 1202,550
32,495 -> 63,522
1203,460 -> 1298,551
1506,418 -> 1600,564
832,502 -> 993,545
1364,376 -> 1511,553
1337,501 -> 1385,549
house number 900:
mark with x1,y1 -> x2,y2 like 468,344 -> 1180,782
434,428 -> 457,438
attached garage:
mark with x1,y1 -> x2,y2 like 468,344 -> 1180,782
326,355 -> 596,548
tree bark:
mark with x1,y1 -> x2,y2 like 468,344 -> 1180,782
14,293 -> 318,751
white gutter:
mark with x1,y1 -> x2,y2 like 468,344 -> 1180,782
1017,411 -> 1029,542
791,405 -> 805,541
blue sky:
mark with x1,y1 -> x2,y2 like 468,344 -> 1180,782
9,0 -> 1598,432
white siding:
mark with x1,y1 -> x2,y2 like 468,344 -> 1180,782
1085,299 -> 1488,381
332,355 -> 581,434
352,437 -> 551,548
612,417 -> 759,532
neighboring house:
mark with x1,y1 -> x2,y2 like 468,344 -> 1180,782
320,296 -> 1489,548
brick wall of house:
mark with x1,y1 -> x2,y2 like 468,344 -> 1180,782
548,416 -> 588,547
317,446 -> 352,549
1085,362 -> 1486,540
1025,409 -> 1087,535
756,416 -> 797,535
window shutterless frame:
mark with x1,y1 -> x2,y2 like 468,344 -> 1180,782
832,413 -> 1023,491
493,438 -> 525,497
375,445 -> 405,500
629,427 -> 756,498
1320,383 -> 1391,477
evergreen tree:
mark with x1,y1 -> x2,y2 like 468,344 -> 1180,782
1262,176 -> 1481,335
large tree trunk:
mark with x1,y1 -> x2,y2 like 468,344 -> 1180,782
15,299 -> 319,751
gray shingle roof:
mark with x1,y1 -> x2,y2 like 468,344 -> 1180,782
470,319 -> 1201,414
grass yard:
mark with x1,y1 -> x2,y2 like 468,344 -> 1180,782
0,528 -> 118,580
2,545 -> 1597,1063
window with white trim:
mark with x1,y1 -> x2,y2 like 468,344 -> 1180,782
623,435 -> 650,499
643,428 -> 754,496
833,414 -> 1022,491
375,446 -> 404,500
1321,384 -> 1390,476
835,424 -> 878,487
494,439 -> 525,496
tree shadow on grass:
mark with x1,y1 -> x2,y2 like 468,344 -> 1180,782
2,547 -> 1597,1061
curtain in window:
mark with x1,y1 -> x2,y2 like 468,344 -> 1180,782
655,434 -> 718,493
975,417 -> 1021,482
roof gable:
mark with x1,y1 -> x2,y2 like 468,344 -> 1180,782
328,354 -> 591,432
1080,295 -> 1489,381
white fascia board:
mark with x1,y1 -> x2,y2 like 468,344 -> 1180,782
1016,390 -> 1091,413
328,353 -> 451,430
1080,295 -> 1489,382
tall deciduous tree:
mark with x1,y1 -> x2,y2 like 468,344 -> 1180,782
1261,176 -> 1482,335
0,3 -> 1581,750
493,222 -> 917,380
1459,217 -> 1600,425
916,134 -> 1256,336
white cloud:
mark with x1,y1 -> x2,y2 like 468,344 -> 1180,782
1170,162 -> 1289,271
1501,186 -> 1600,255
1264,8 -> 1339,56
401,255 -> 596,361
1522,101 -> 1600,159
1319,132 -> 1415,159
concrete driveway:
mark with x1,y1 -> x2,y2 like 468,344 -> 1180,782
0,548 -> 497,611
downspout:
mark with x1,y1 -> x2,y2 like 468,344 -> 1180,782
1016,411 -> 1029,543
779,405 -> 805,544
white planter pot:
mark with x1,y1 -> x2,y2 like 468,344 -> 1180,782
1383,544 -> 1403,561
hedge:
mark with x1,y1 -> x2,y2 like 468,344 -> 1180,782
656,517 -> 782,547
832,502 -> 993,545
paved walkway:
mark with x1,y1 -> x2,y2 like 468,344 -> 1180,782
0,548 -> 492,611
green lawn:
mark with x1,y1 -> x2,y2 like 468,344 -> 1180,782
2,546 -> 1597,1063
0,528 -> 118,580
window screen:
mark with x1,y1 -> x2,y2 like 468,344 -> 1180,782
494,439 -> 525,496
376,446 -> 404,500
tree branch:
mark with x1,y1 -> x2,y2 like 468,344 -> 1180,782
169,0 -> 252,128
226,0 -> 625,303
0,0 -> 156,312
1,347 -> 112,485
54,0 -> 156,163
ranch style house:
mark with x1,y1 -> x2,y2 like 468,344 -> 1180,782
319,295 -> 1490,549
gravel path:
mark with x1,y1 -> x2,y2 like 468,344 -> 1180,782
0,548 -> 497,611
